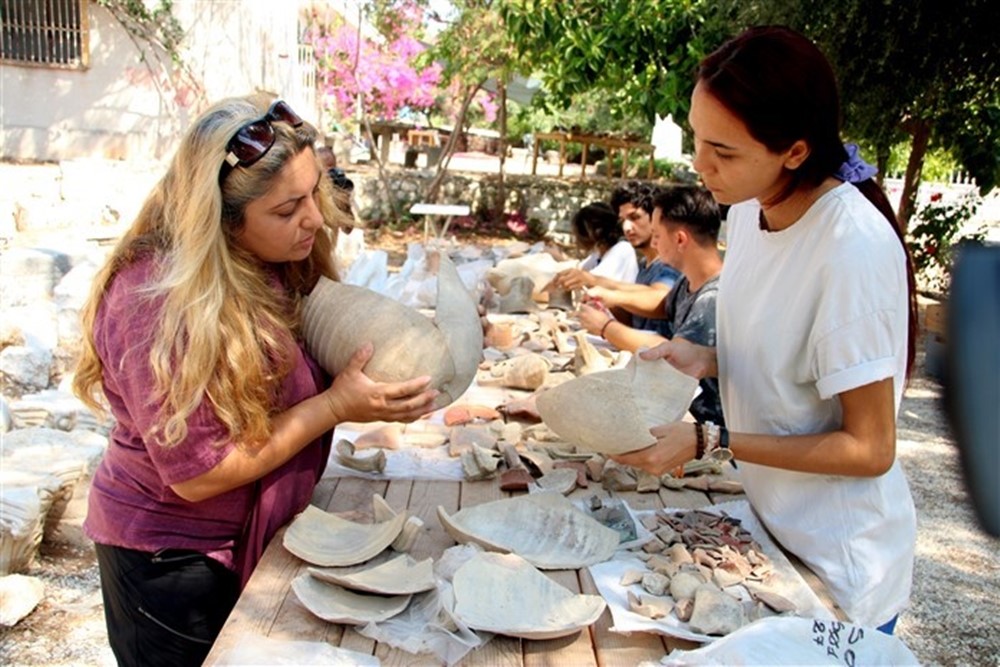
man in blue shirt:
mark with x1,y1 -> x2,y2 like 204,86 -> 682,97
612,182 -> 681,334
548,182 -> 680,334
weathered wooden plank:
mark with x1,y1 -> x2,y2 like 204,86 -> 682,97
339,626 -> 378,659
578,567 -> 670,667
658,486 -> 712,510
406,479 -> 461,560
311,476 -> 340,510
373,480 -> 464,666
446,479 -> 526,667
382,478 -> 413,513
324,476 -> 389,515
522,568 -> 597,667
705,465 -> 747,506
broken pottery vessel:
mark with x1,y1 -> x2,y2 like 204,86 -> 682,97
536,354 -> 699,455
436,491 -> 617,569
486,253 -> 577,298
291,573 -> 411,625
283,497 -> 408,567
498,276 -> 539,314
452,552 -> 606,639
307,554 -> 435,595
302,253 -> 482,409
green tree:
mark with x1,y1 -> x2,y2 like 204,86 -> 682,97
498,0 -> 736,124
422,0 -> 532,214
744,0 -> 1000,228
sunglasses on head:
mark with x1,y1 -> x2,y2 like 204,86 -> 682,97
219,99 -> 304,182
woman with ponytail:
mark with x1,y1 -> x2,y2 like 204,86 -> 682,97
615,26 -> 917,632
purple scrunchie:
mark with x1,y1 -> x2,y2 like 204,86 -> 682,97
835,143 -> 878,183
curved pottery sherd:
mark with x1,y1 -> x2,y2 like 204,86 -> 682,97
536,354 -> 699,455
291,573 -> 411,625
453,552 -> 605,639
307,554 -> 436,595
303,253 -> 482,408
436,492 -> 617,569
498,276 -> 539,314
486,253 -> 576,297
545,287 -> 575,311
283,502 -> 408,567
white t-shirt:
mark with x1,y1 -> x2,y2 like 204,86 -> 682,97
718,183 -> 916,627
580,239 -> 638,284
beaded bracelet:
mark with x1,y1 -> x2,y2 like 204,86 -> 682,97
694,422 -> 705,459
599,318 -> 614,338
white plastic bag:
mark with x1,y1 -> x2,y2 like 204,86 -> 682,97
356,544 -> 487,666
658,616 -> 919,666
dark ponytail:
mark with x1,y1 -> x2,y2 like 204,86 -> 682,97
699,26 -> 917,377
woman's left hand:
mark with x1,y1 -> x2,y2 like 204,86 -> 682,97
611,422 -> 698,475
577,302 -> 612,336
323,343 -> 439,424
552,268 -> 594,290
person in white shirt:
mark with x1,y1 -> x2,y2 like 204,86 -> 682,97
614,26 -> 918,633
567,201 -> 638,284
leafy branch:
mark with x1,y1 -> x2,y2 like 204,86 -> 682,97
95,0 -> 204,106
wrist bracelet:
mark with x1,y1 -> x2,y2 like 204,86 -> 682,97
599,318 -> 614,338
694,422 -> 705,458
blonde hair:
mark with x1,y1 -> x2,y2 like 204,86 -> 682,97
74,94 -> 349,449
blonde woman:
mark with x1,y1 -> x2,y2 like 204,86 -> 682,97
74,95 -> 437,666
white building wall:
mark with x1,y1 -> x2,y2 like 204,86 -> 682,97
1,0 -> 322,163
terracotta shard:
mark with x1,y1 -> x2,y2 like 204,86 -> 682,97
353,424 -> 403,450
627,591 -> 673,620
443,404 -> 501,426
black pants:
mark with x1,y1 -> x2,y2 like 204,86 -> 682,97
94,543 -> 239,667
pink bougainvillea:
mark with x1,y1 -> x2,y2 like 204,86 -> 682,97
306,11 -> 442,122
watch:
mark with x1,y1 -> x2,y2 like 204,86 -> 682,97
709,426 -> 733,463
702,423 -> 734,463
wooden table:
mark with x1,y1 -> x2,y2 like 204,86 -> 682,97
204,472 -> 842,665
530,131 -> 656,180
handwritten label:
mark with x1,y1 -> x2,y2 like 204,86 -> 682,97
812,620 -> 865,666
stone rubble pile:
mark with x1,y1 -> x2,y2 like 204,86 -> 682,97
1,243 -> 114,626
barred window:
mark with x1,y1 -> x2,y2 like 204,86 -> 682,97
1,0 -> 89,69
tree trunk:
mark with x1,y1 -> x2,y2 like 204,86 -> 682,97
897,118 -> 932,231
876,146 -> 890,189
496,80 -> 507,226
424,82 -> 482,204
361,115 -> 401,224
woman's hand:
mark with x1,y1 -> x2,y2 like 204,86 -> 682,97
640,338 -> 718,379
611,422 -> 699,476
584,285 -> 618,308
550,268 -> 594,291
322,343 -> 439,424
577,302 -> 612,336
